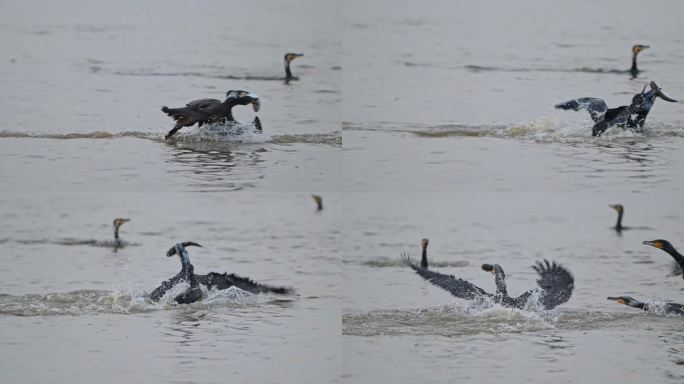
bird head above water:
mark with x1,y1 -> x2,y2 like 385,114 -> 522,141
421,238 -> 429,249
481,263 -> 505,278
632,44 -> 649,56
284,52 -> 304,64
113,217 -> 130,230
225,90 -> 261,112
113,218 -> 130,242
283,53 -> 303,79
643,239 -> 675,253
166,241 -> 203,264
609,204 -> 624,214
631,81 -> 677,105
648,81 -> 677,102
312,194 -> 323,210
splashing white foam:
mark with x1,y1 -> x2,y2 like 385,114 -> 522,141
175,121 -> 268,144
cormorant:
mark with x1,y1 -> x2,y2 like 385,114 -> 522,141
312,194 -> 323,211
607,296 -> 684,315
643,239 -> 684,278
629,44 -> 649,78
402,254 -> 574,310
149,242 -> 204,304
555,81 -> 677,136
420,238 -> 429,269
609,204 -> 626,232
150,241 -> 292,303
283,53 -> 304,81
161,90 -> 261,140
112,218 -> 129,248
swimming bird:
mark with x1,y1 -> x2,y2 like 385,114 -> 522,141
283,52 -> 304,81
643,239 -> 684,278
555,81 -> 677,136
609,204 -> 627,232
402,254 -> 574,310
312,194 -> 323,211
112,218 -> 129,248
607,296 -> 684,315
161,90 -> 261,140
420,238 -> 429,269
150,241 -> 292,303
629,44 -> 649,78
149,242 -> 204,304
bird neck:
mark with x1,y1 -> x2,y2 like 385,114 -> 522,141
420,245 -> 428,269
630,52 -> 638,74
219,100 -> 236,120
494,270 -> 508,297
615,211 -> 623,230
284,60 -> 293,79
114,228 -> 120,241
664,246 -> 684,272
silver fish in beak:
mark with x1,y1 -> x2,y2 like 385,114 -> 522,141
650,81 -> 677,102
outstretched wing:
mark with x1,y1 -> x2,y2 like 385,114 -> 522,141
198,272 -> 292,295
533,259 -> 574,309
555,97 -> 608,122
402,253 -> 491,300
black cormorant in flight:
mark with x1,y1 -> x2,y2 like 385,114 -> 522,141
402,254 -> 574,310
607,296 -> 684,315
150,242 -> 292,304
161,90 -> 261,140
643,239 -> 684,278
555,81 -> 677,136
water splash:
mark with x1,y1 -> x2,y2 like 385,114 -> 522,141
410,118 -> 684,142
342,303 -> 637,337
0,126 -> 341,147
0,286 -> 268,317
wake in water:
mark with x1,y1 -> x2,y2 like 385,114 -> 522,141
362,257 -> 468,268
0,286 -> 272,317
342,303 -> 640,337
406,117 -> 684,142
0,237 -> 139,249
0,126 -> 342,147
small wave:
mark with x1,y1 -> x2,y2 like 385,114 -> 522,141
0,126 -> 341,147
172,121 -> 266,144
0,237 -> 138,248
111,69 -> 300,82
362,257 -> 468,268
270,132 -> 341,147
342,304 -> 636,337
0,286 -> 267,317
0,130 -> 158,140
411,118 -> 684,142
464,64 -> 632,75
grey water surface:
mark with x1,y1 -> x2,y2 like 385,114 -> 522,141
341,1 -> 684,384
1,0 -> 341,383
